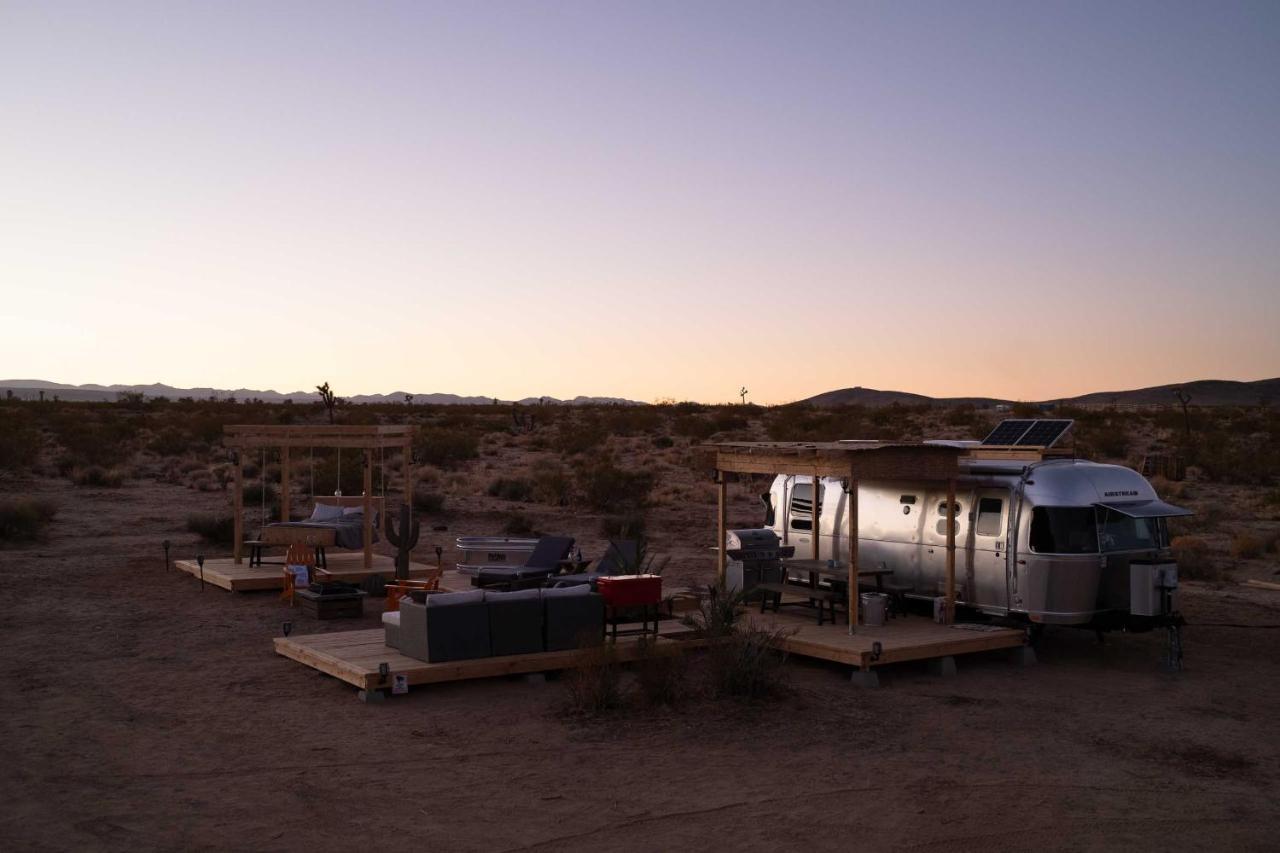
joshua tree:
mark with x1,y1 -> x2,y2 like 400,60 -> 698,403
739,386 -> 749,405
384,502 -> 421,581
1173,387 -> 1193,439
316,382 -> 338,424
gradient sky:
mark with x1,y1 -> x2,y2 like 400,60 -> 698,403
2,2 -> 1278,404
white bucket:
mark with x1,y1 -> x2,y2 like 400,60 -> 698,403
860,592 -> 888,628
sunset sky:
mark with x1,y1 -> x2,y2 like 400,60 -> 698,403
2,2 -> 1278,404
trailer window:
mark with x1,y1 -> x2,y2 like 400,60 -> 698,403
1097,507 -> 1166,552
975,498 -> 1003,537
1029,507 -> 1098,554
789,483 -> 821,531
935,502 -> 963,537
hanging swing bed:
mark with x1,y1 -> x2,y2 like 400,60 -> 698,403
171,424 -> 423,592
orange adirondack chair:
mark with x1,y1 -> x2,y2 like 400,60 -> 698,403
281,544 -> 316,605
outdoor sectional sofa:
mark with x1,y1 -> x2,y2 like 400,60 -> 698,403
384,585 -> 605,663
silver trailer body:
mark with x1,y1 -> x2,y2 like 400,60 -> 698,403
761,457 -> 1189,626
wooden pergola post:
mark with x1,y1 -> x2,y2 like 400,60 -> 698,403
716,472 -> 727,585
847,474 -> 859,635
280,445 -> 291,523
945,477 -> 957,624
362,448 -> 374,569
233,452 -> 244,564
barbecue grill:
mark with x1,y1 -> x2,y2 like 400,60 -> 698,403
725,529 -> 794,594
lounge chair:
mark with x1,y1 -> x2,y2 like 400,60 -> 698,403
547,540 -> 639,589
471,536 -> 575,589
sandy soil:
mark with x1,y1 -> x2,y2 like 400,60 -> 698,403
2,474 -> 1280,852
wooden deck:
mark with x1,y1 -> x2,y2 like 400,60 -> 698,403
274,625 -> 700,693
173,553 -> 452,592
745,608 -> 1026,671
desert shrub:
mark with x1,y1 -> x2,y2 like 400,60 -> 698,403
0,411 -> 43,470
600,514 -> 647,542
1264,489 -> 1280,507
553,416 -> 608,455
148,428 -> 193,458
411,484 -> 445,514
651,435 -> 674,449
605,406 -> 662,436
683,583 -> 744,640
487,477 -> 534,502
530,459 -> 571,506
310,453 -> 366,496
55,419 -> 134,470
502,512 -> 537,536
186,513 -> 235,545
69,465 -> 125,487
706,623 -> 792,700
709,410 -> 749,434
563,643 -> 623,715
1170,504 -> 1224,537
242,482 -> 277,505
575,456 -> 655,512
414,427 -> 479,468
672,414 -> 717,441
1083,422 -> 1129,459
633,640 -> 688,707
1230,533 -> 1264,560
1171,536 -> 1217,581
0,499 -> 57,543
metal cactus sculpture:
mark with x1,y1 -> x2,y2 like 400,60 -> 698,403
384,502 -> 420,581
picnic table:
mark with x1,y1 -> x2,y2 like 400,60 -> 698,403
752,560 -> 902,625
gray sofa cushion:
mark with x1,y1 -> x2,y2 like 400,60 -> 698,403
486,588 -> 545,656
400,591 -> 491,663
427,589 -> 486,608
543,585 -> 604,651
382,610 -> 401,649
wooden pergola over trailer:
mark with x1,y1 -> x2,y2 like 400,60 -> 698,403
223,425 -> 415,569
706,441 -> 965,633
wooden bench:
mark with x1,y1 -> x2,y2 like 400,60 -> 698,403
246,539 -> 328,568
753,582 -> 845,626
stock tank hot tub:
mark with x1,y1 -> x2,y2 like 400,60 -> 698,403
454,536 -> 539,575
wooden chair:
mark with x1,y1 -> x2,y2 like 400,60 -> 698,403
281,544 -> 317,605
384,567 -> 444,612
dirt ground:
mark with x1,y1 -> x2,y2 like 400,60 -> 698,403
2,475 -> 1280,853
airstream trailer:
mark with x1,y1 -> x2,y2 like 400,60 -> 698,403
754,423 -> 1190,632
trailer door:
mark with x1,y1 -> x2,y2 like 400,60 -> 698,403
971,489 -> 1010,613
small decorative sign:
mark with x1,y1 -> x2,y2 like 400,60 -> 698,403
392,674 -> 409,695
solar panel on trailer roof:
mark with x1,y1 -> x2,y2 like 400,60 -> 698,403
1014,419 -> 1073,448
981,420 -> 1035,446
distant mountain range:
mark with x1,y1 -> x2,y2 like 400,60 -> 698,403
802,378 -> 1280,408
0,380 -> 640,406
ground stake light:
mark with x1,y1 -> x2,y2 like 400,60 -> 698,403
197,554 -> 205,591
162,539 -> 171,572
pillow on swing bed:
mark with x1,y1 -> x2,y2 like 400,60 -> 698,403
309,503 -> 345,523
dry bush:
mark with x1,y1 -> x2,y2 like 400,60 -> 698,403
633,640 -> 688,707
1230,533 -> 1264,560
186,514 -> 235,545
530,459 -> 571,506
414,427 -> 479,468
600,514 -> 647,541
487,477 -> 534,502
651,435 -> 674,449
563,643 -> 623,714
706,623 -> 792,700
411,484 -> 445,514
575,455 -> 655,512
1171,536 -> 1217,581
0,410 -> 43,470
0,499 -> 57,544
553,416 -> 608,455
502,511 -> 537,536
69,466 -> 125,488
